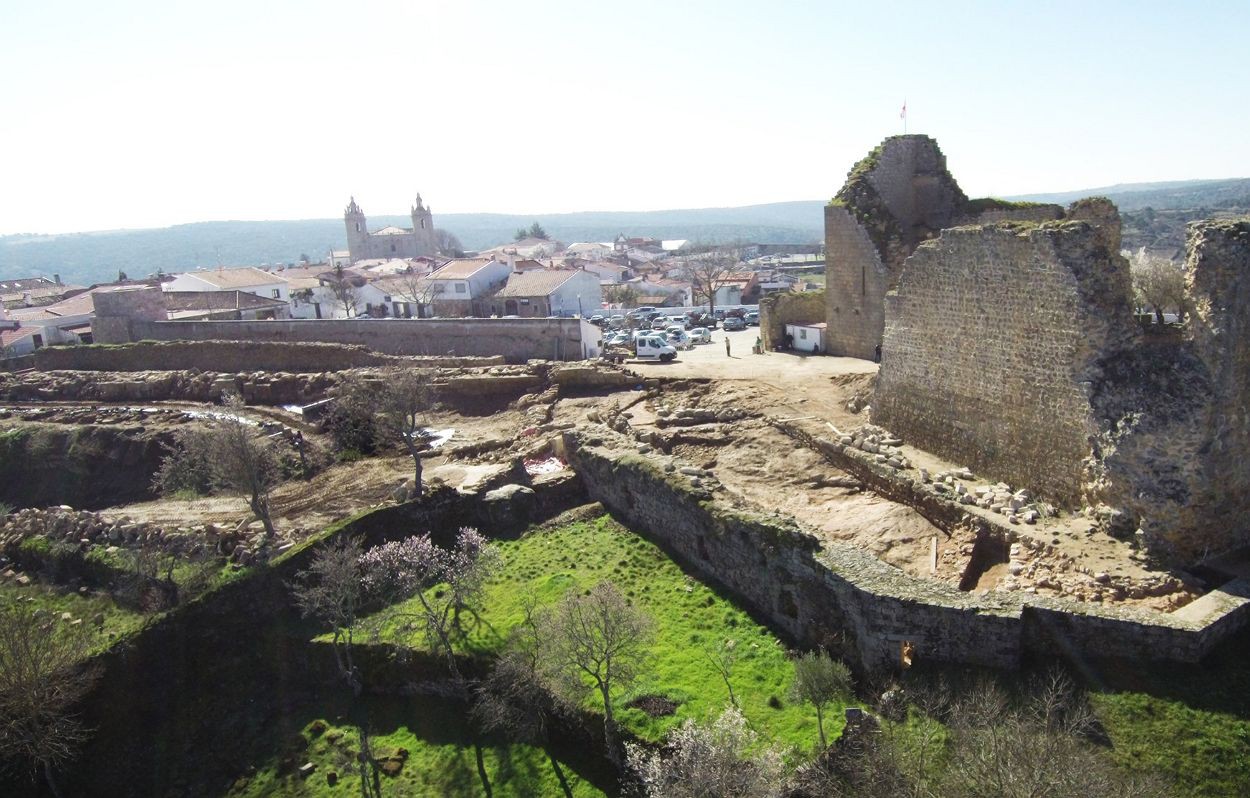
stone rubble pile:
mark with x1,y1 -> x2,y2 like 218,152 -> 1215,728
988,536 -> 1191,607
838,426 -> 912,471
0,506 -> 301,574
922,472 -> 1049,525
654,404 -> 749,427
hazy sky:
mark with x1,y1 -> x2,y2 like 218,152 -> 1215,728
2,0 -> 1246,234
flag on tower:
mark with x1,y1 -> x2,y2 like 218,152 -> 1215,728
900,101 -> 907,119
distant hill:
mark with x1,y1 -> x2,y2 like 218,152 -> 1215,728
3,180 -> 1247,285
1006,178 -> 1250,256
1006,178 -> 1250,212
0,202 -> 826,287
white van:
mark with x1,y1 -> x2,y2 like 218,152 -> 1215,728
635,334 -> 678,361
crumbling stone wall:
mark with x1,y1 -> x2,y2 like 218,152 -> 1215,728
824,135 -> 1067,360
565,434 -> 1250,669
871,205 -> 1250,560
1183,220 -> 1250,554
873,211 -> 1136,506
1092,220 -> 1250,558
759,290 -> 825,350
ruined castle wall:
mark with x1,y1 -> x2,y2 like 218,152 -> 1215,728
863,136 -> 967,246
759,290 -> 825,350
963,205 -> 1065,226
110,317 -> 596,363
872,222 -> 1137,505
566,435 -> 1249,670
1179,220 -> 1250,555
824,205 -> 888,359
824,136 -> 969,360
567,438 -> 1022,670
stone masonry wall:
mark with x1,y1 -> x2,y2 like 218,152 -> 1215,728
1172,219 -> 1250,556
34,340 -> 503,373
824,205 -> 888,358
759,290 -> 825,351
95,316 -> 597,363
825,136 -> 969,360
872,220 -> 1137,506
566,433 -> 1250,670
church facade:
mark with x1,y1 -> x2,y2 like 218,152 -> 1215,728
344,195 -> 438,262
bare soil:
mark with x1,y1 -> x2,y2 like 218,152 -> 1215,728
3,347 -> 1200,610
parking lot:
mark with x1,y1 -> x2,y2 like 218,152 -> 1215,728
620,324 -> 877,382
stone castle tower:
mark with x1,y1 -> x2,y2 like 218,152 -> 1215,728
343,195 -> 437,263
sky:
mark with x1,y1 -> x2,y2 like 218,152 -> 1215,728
1,0 -> 1247,234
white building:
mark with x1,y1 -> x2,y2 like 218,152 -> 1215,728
785,322 -> 827,353
487,270 -> 603,318
164,267 -> 290,303
426,258 -> 512,317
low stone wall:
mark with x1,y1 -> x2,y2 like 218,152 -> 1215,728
95,316 -> 598,363
759,290 -> 825,351
564,432 -> 1250,671
34,340 -> 503,373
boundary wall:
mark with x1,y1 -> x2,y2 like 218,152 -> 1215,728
34,340 -> 503,372
565,433 -> 1250,671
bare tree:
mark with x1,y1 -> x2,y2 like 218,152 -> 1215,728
706,637 -> 739,708
374,368 -> 436,496
0,601 -> 101,798
1130,248 -> 1187,324
790,649 -> 853,749
474,596 -> 561,744
537,581 -> 653,763
325,264 -> 361,318
602,284 -> 641,309
433,229 -> 465,258
155,394 -> 282,539
681,250 -> 744,318
626,706 -> 786,798
291,537 -> 367,694
390,270 -> 437,318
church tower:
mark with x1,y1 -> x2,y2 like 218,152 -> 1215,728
410,194 -> 437,257
344,197 -> 369,262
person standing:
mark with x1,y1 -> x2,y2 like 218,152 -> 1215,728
725,336 -> 731,357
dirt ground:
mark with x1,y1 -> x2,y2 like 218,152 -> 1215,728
3,343 -> 1199,611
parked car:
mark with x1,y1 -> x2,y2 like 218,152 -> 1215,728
651,318 -> 669,330
589,314 -> 606,326
666,327 -> 693,350
745,311 -> 759,326
723,316 -> 747,331
689,326 -> 711,344
608,332 -> 632,347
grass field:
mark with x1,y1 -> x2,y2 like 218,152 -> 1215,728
229,692 -> 609,798
373,514 -> 843,752
1088,634 -> 1250,798
0,580 -> 148,653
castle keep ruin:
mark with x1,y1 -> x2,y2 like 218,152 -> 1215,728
824,135 -> 1063,359
828,136 -> 1250,562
